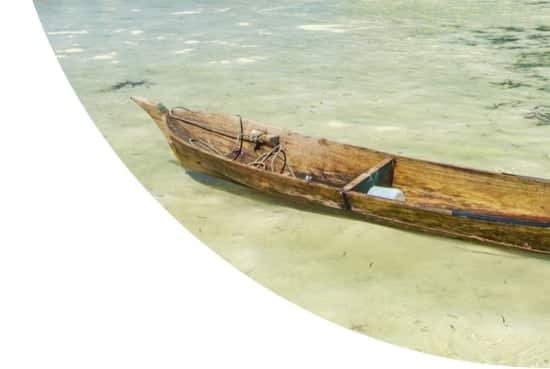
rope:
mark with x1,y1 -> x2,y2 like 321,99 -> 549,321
232,115 -> 244,161
170,109 -> 295,177
248,144 -> 295,177
188,138 -> 225,156
168,110 -> 273,144
172,106 -> 194,113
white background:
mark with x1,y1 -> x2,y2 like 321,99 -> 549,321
0,2 -> 521,368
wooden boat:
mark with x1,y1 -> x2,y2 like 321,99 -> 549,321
132,96 -> 550,254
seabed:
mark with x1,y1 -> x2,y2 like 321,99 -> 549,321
36,0 -> 550,365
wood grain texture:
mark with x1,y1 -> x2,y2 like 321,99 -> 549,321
132,96 -> 550,254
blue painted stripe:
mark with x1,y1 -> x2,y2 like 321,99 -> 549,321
452,210 -> 550,228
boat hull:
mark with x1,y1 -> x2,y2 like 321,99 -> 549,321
169,137 -> 550,253
132,96 -> 550,254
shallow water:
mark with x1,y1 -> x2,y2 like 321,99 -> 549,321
35,0 -> 550,365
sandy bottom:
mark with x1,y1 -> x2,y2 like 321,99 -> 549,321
36,0 -> 550,365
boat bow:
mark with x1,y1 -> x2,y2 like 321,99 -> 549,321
131,96 -> 171,141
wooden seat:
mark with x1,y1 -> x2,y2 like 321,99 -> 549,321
339,157 -> 395,210
342,157 -> 395,193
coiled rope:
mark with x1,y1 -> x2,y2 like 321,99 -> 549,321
248,144 -> 295,177
171,109 -> 295,177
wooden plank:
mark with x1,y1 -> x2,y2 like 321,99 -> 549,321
394,156 -> 550,218
342,157 -> 395,193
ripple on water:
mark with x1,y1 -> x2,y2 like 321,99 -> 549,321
375,126 -> 401,132
173,48 -> 194,54
171,10 -> 202,15
326,120 -> 350,128
47,30 -> 88,36
236,57 -> 259,64
58,48 -> 84,54
208,56 -> 267,65
297,24 -> 348,33
93,52 -> 117,60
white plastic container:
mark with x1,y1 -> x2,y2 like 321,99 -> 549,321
367,186 -> 405,201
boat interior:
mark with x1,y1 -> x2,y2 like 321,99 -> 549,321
166,107 -> 550,225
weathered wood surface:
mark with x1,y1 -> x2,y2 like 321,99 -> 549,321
132,96 -> 550,254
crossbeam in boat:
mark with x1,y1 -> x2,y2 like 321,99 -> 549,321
342,157 -> 395,193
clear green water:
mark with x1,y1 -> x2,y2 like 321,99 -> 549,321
35,0 -> 550,365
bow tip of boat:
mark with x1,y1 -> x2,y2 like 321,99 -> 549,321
131,96 -> 173,141
130,95 -> 156,110
131,95 -> 168,120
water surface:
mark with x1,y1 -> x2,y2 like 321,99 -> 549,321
35,1 -> 550,365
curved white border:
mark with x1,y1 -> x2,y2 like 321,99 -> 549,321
0,2 -> 520,368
